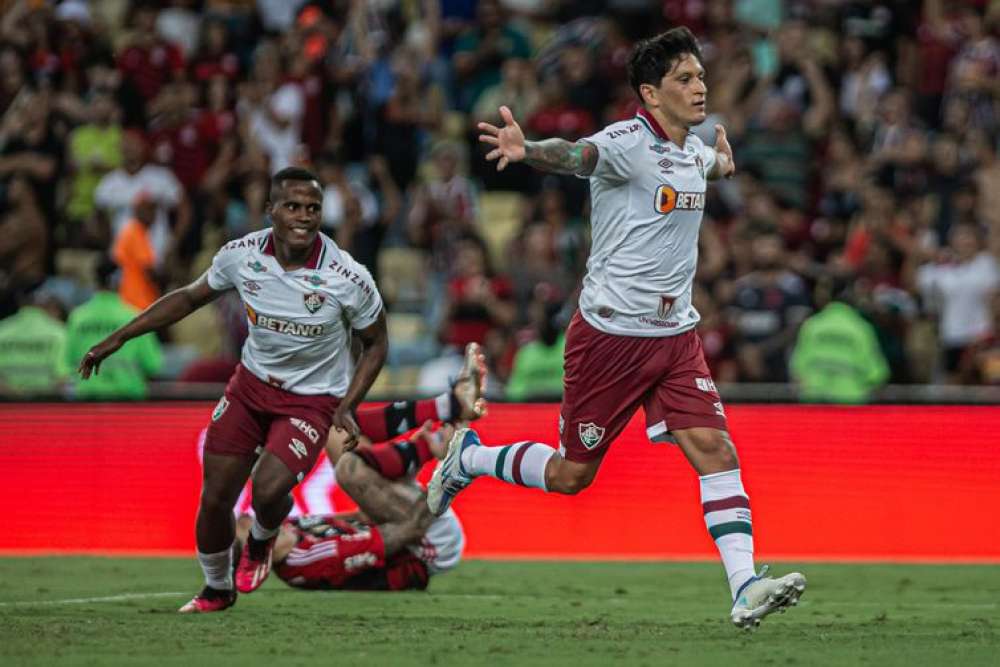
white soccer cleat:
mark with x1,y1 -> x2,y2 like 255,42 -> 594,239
730,566 -> 807,630
452,342 -> 487,421
426,427 -> 478,516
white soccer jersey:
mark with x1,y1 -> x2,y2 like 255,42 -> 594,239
579,108 -> 717,337
206,229 -> 383,396
409,507 -> 465,574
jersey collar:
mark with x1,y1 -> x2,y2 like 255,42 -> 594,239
636,107 -> 672,143
261,231 -> 325,270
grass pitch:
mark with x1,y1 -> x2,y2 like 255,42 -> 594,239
0,558 -> 997,666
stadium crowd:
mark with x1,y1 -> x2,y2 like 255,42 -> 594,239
0,0 -> 998,401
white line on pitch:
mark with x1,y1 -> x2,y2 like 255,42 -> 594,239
0,591 -> 187,607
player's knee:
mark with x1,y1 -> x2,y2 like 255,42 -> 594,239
199,485 -> 237,515
688,430 -> 739,468
250,477 -> 293,512
548,463 -> 597,495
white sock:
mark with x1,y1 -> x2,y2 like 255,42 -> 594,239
250,518 -> 280,542
700,469 -> 755,600
461,441 -> 555,491
197,546 -> 233,590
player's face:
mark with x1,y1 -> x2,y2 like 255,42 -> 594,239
268,180 -> 323,251
649,54 -> 707,128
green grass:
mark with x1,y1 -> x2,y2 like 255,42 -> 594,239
0,559 -> 997,666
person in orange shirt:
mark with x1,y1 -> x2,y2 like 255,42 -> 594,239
112,192 -> 161,310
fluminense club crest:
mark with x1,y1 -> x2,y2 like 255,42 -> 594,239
303,291 -> 326,314
578,422 -> 605,450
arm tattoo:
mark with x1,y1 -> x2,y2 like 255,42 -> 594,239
524,139 -> 599,176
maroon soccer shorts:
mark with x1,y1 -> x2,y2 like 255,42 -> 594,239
204,364 -> 339,481
559,311 -> 728,463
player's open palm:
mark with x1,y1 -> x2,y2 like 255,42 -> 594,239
78,337 -> 123,379
478,105 -> 525,171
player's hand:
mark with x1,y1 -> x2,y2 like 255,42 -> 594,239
78,336 -> 123,379
478,105 -> 525,171
713,124 -> 735,178
331,407 -> 361,451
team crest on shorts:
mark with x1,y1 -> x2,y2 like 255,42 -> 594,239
303,291 -> 325,314
578,422 -> 606,450
212,396 -> 229,422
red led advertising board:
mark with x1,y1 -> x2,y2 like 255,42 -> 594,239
1,403 -> 997,561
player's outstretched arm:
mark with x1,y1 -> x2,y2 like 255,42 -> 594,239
478,105 -> 598,176
332,309 -> 388,449
77,272 -> 224,379
708,124 -> 735,180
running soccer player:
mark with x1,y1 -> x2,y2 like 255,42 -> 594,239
240,419 -> 468,592
429,27 -> 806,629
79,167 -> 392,613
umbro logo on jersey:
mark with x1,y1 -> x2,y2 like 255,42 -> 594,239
248,260 -> 267,272
658,158 -> 674,173
303,291 -> 326,314
289,438 -> 308,460
242,280 -> 262,294
654,185 -> 705,214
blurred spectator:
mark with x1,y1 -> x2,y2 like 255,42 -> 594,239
94,130 -> 190,271
439,235 -> 515,349
726,232 -> 812,381
507,300 -> 566,401
64,258 -> 162,399
914,223 -> 1000,381
452,0 -> 532,111
790,284 -> 889,404
112,192 -> 162,311
0,288 -> 67,397
0,174 -> 48,318
65,92 -> 123,238
959,292 -> 1000,384
472,57 -> 539,128
116,3 -> 186,125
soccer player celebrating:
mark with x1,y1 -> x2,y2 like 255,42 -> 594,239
79,167 -> 390,613
429,27 -> 806,628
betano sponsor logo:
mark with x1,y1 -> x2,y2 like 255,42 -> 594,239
245,305 -> 324,337
654,185 -> 705,214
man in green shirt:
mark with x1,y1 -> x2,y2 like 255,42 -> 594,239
0,292 -> 68,396
790,292 -> 889,404
506,302 -> 565,401
65,260 -> 162,399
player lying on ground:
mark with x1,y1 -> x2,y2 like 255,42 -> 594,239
430,27 -> 805,629
231,341 -> 484,596
233,420 -> 467,591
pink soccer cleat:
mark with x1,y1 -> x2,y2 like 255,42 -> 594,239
235,536 -> 276,593
178,586 -> 237,613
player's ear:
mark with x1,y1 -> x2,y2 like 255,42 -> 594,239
639,83 -> 658,108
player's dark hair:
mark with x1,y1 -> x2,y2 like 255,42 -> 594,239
270,166 -> 321,201
627,27 -> 704,102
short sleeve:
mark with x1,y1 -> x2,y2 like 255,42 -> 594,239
580,127 -> 639,183
699,139 -> 718,177
206,247 -> 237,291
341,259 -> 383,330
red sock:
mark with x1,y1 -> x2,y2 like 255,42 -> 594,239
355,398 -> 443,442
354,435 -> 434,480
